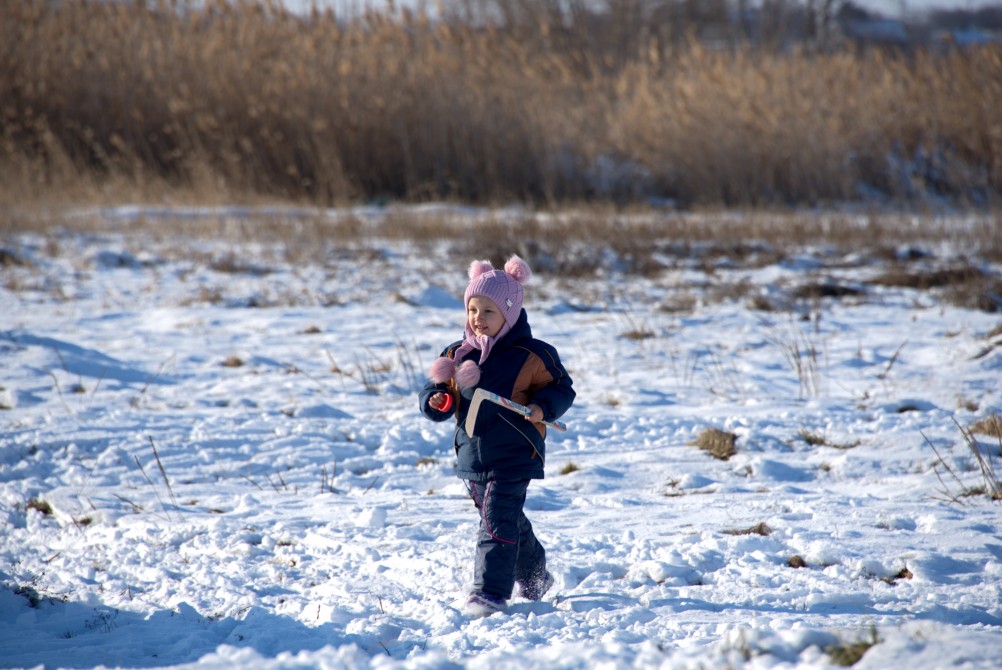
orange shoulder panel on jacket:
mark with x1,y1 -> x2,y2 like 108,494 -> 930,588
512,351 -> 554,438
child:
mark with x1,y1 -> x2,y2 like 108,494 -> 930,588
419,255 -> 575,617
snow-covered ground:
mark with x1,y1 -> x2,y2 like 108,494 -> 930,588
2,206 -> 1001,669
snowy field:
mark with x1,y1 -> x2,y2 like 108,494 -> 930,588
2,206 -> 1001,669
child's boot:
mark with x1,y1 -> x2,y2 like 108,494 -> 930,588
465,591 -> 507,617
518,571 -> 554,601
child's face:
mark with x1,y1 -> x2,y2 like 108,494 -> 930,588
467,296 -> 505,338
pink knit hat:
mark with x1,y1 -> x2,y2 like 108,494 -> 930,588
464,255 -> 532,328
427,255 -> 532,389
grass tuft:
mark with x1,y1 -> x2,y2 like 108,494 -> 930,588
691,428 -> 737,461
881,567 -> 914,584
26,498 -> 53,516
826,627 -> 880,667
926,419 -> 1002,503
971,414 -> 1002,438
560,462 -> 581,475
221,355 -> 245,368
787,555 -> 808,568
799,428 -> 828,446
724,522 -> 772,536
799,428 -> 861,450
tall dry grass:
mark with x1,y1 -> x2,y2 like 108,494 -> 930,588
2,0 -> 1001,209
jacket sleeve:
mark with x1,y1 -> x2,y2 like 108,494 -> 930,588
526,342 -> 575,424
417,341 -> 462,422
418,380 -> 456,422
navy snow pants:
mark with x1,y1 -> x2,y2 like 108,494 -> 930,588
465,479 -> 546,600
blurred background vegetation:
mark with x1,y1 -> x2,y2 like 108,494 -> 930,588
2,0 -> 1000,210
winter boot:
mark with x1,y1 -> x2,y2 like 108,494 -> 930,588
517,571 -> 555,601
465,591 -> 507,617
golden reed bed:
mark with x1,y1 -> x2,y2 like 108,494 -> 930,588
2,0 -> 1000,209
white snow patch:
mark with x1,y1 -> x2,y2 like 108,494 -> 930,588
2,209 -> 1002,669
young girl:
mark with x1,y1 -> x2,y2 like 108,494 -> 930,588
419,255 -> 575,616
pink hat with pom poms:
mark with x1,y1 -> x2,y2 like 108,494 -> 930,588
464,255 -> 532,329
426,255 -> 532,389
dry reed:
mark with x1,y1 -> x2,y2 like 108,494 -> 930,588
2,0 -> 1001,209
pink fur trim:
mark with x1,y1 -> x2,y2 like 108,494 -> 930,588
428,356 -> 456,383
455,360 -> 481,389
504,255 -> 531,284
468,260 -> 494,280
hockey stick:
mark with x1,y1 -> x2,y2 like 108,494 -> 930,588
465,388 -> 568,436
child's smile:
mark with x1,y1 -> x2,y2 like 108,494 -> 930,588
467,296 -> 506,338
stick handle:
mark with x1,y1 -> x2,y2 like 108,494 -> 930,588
486,392 -> 568,432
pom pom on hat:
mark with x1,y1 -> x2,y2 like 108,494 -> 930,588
468,260 -> 495,280
463,254 -> 531,329
504,256 -> 532,284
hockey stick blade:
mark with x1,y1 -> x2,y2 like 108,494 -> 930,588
465,387 -> 489,436
465,388 -> 567,436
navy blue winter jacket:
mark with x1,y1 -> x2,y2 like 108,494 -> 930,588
419,310 -> 575,482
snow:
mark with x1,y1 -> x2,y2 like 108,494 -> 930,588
2,205 -> 1002,669
284,1 -> 1000,21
